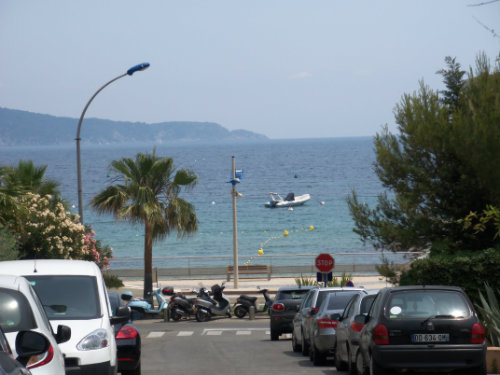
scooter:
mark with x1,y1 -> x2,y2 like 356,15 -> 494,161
193,282 -> 231,322
233,287 -> 274,318
166,288 -> 209,321
121,286 -> 174,320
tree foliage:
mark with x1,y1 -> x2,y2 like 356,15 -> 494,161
347,54 -> 500,253
91,149 -> 198,299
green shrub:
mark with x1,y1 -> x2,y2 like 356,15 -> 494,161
399,247 -> 500,306
476,283 -> 500,346
295,272 -> 353,288
103,273 -> 124,289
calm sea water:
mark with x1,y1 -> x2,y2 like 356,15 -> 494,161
1,137 -> 398,269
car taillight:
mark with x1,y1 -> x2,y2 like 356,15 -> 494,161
471,323 -> 485,344
117,326 -> 138,340
272,303 -> 285,312
310,307 -> 319,314
317,318 -> 338,329
373,324 -> 389,345
27,344 -> 54,369
350,321 -> 365,332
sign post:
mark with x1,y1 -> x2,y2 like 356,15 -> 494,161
315,253 -> 335,287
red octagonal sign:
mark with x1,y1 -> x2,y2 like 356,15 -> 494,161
315,253 -> 335,273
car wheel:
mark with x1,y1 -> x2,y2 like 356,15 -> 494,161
348,347 -> 357,375
291,330 -> 301,352
270,329 -> 280,341
311,343 -> 327,366
369,355 -> 385,375
336,344 -> 348,371
301,330 -> 309,356
234,305 -> 247,319
355,350 -> 366,375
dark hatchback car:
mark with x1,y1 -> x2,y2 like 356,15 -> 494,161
355,286 -> 486,375
108,292 -> 141,375
270,286 -> 315,341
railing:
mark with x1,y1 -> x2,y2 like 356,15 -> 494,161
105,251 -> 424,279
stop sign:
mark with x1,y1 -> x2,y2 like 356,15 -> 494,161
315,253 -> 334,272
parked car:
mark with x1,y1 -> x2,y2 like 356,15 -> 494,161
355,286 -> 487,375
0,274 -> 70,375
307,289 -> 363,366
334,290 -> 377,373
269,286 -> 315,341
0,324 -> 54,375
292,286 -> 365,357
108,291 -> 141,375
0,260 -> 130,375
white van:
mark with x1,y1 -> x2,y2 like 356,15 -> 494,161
0,259 -> 129,375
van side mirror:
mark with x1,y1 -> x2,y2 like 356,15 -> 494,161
55,324 -> 71,344
15,331 -> 49,367
110,305 -> 130,325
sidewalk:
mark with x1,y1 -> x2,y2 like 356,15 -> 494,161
116,274 -> 390,298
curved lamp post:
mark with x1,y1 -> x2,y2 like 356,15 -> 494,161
76,62 -> 150,223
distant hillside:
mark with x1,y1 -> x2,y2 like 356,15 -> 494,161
0,107 -> 268,146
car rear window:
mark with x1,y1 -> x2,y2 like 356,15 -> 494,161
324,291 -> 359,310
387,290 -> 471,319
26,275 -> 101,320
0,288 -> 36,333
276,289 -> 310,300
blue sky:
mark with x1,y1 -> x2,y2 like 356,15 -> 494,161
0,0 -> 498,139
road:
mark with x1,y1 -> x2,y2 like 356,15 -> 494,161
136,316 -> 343,375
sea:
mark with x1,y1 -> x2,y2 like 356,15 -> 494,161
0,137 -> 407,270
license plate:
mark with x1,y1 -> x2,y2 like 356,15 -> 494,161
411,333 -> 450,343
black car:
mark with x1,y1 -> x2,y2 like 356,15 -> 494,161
108,291 -> 142,375
355,285 -> 486,375
269,286 -> 315,341
0,325 -> 51,375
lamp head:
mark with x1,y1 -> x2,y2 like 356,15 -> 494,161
127,62 -> 150,76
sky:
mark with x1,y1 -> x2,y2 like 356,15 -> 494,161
0,1 -> 499,139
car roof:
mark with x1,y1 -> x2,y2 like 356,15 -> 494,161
385,285 -> 465,293
276,285 -> 316,292
0,259 -> 101,276
0,274 -> 30,290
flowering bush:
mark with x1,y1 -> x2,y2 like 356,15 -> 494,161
18,193 -> 113,270
82,225 -> 113,270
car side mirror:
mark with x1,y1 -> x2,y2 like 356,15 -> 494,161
330,313 -> 341,321
15,331 -> 49,367
110,305 -> 131,325
354,314 -> 368,324
55,324 -> 71,344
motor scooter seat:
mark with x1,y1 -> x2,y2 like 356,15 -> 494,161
240,295 -> 257,303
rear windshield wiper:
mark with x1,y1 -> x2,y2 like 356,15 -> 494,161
421,314 -> 458,325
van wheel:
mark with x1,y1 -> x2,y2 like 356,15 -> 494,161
356,350 -> 366,375
336,346 -> 348,371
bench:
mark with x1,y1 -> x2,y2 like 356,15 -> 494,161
226,265 -> 271,281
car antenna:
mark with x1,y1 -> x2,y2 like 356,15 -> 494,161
33,259 -> 37,273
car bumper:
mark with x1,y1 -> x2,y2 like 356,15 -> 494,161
65,360 -> 116,375
314,334 -> 336,354
372,344 -> 486,370
270,316 -> 293,333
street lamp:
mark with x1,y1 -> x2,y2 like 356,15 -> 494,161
76,62 -> 150,223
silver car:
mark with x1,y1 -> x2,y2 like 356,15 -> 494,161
334,290 -> 378,373
308,289 -> 362,365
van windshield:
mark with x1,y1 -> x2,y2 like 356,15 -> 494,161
25,275 -> 101,320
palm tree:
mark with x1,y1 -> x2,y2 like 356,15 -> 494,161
91,150 -> 198,299
0,166 -> 25,227
4,160 -> 60,197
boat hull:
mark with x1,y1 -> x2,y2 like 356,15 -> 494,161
265,194 -> 310,208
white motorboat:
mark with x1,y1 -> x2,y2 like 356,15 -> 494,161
264,192 -> 311,208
